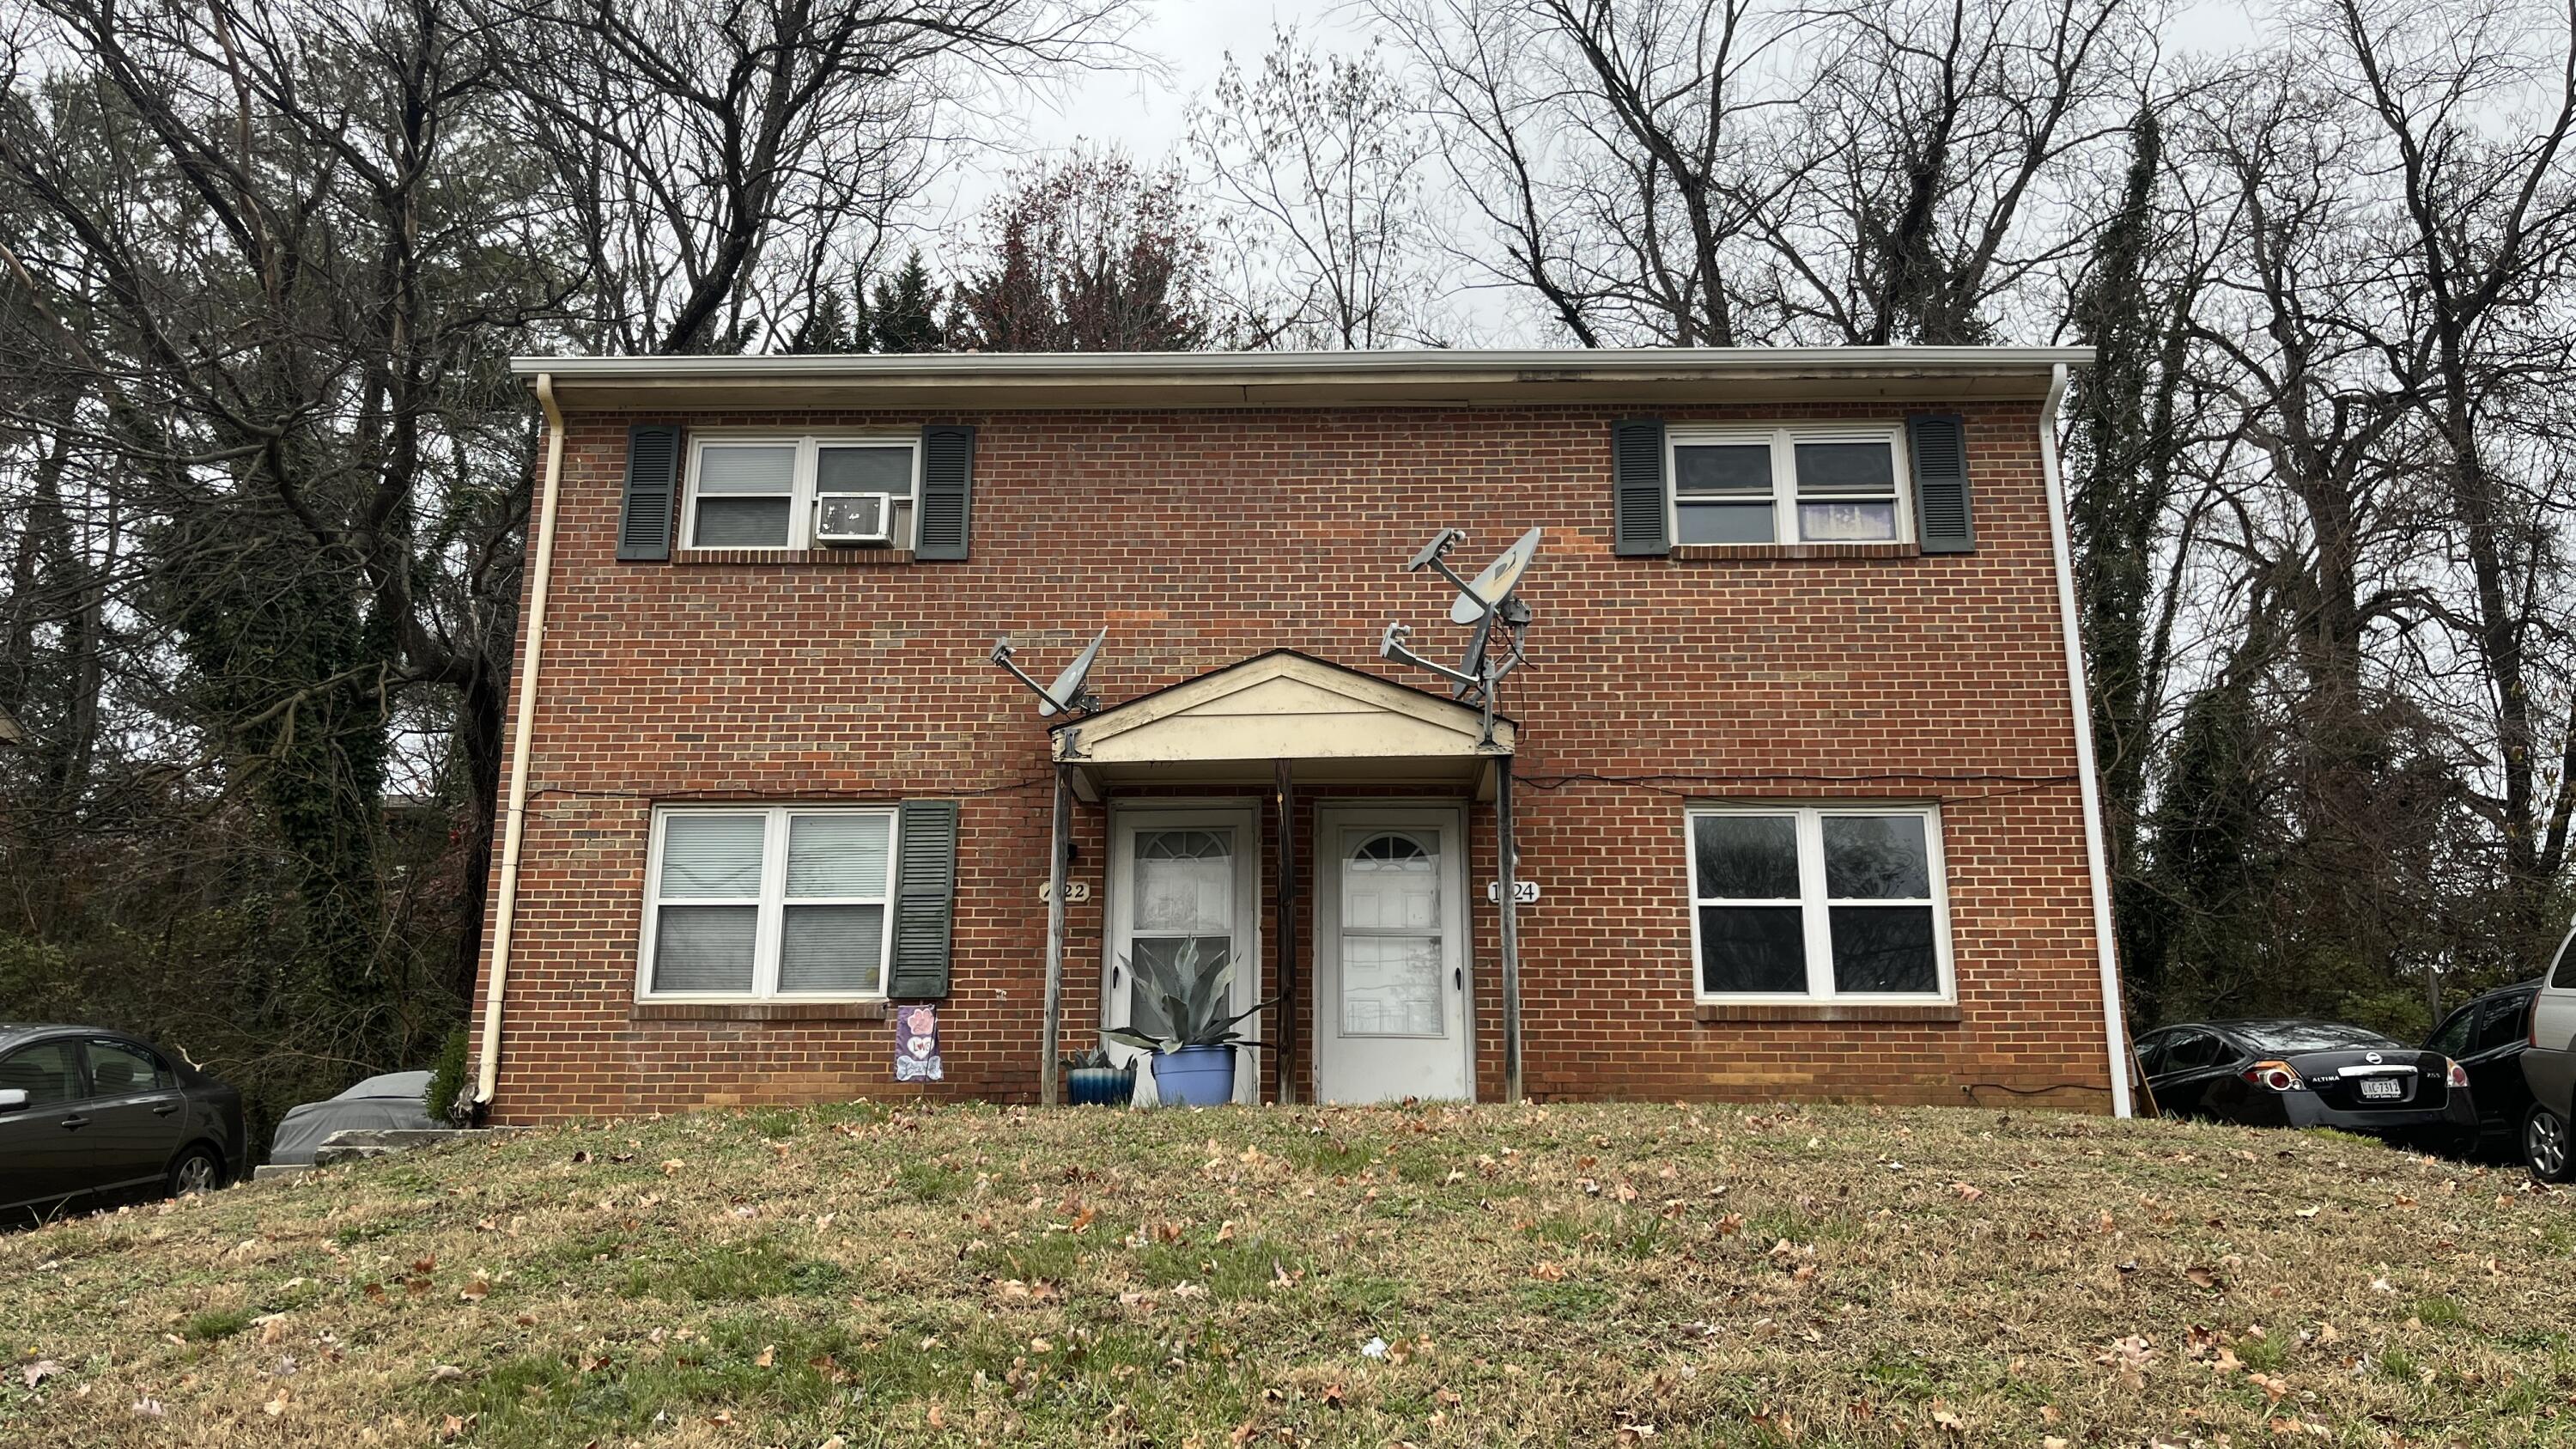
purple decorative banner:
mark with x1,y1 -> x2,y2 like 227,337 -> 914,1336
894,1003 -> 943,1082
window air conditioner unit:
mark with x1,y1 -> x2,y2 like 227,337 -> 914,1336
814,492 -> 895,547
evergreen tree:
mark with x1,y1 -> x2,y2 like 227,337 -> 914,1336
867,252 -> 945,353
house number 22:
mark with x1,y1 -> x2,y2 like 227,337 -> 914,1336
1036,880 -> 1093,903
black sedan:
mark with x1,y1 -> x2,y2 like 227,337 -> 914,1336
0,1024 -> 246,1221
2135,1018 -> 2479,1143
2425,981 -> 2541,1160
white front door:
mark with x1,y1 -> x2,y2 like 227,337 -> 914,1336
1104,806 -> 1261,1103
1315,807 -> 1471,1103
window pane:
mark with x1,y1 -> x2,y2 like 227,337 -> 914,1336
696,444 -> 796,495
653,905 -> 756,993
1341,935 -> 1443,1035
2427,1008 -> 2475,1058
1675,502 -> 1776,545
1135,831 -> 1232,935
1828,905 -> 1937,993
0,1040 -> 83,1105
1692,814 -> 1800,899
817,446 -> 912,496
1793,441 -> 1894,492
693,497 -> 792,547
2476,996 -> 2530,1054
86,1039 -> 169,1094
660,815 -> 766,898
1698,906 -> 1807,993
1822,815 -> 1931,898
1797,501 -> 1898,542
1674,443 -> 1772,495
779,904 -> 885,993
786,814 -> 890,898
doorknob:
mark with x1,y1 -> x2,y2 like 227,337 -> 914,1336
1454,966 -> 1463,991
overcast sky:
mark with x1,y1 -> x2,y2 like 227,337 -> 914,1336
1012,0 -> 2270,168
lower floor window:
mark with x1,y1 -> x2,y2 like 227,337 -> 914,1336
642,806 -> 896,999
1687,804 -> 1951,1001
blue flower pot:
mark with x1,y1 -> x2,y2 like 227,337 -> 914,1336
1151,1045 -> 1236,1106
1066,1065 -> 1133,1106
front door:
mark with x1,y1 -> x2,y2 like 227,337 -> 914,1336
1315,807 -> 1470,1103
1106,806 -> 1261,1103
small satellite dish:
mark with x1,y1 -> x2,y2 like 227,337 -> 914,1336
1449,527 -> 1543,625
1040,628 -> 1107,718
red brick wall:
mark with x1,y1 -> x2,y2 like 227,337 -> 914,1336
466,399 -> 2118,1120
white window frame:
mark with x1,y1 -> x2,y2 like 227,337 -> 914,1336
1684,802 -> 1954,1004
638,803 -> 900,1002
1667,423 -> 1911,547
681,431 -> 922,551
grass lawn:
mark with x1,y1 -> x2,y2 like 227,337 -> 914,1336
2,1101 -> 2571,1446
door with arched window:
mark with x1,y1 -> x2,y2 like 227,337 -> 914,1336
1315,807 -> 1470,1102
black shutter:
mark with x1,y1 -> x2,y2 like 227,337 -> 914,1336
916,424 -> 975,560
1612,418 -> 1669,556
617,423 -> 683,562
890,800 -> 960,998
1908,413 -> 1975,554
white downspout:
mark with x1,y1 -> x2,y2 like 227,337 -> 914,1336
2036,362 -> 2135,1117
474,373 -> 568,1109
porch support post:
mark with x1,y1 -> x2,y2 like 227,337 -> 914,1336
1494,758 -> 1524,1103
1038,763 -> 1073,1107
1274,760 -> 1298,1105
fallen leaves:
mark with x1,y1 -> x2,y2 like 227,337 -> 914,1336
2096,1335 -> 2154,1391
21,1359 -> 64,1390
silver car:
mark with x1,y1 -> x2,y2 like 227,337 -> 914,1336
2520,917 -> 2576,1182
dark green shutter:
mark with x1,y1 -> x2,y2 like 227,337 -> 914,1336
617,423 -> 683,561
890,800 -> 960,998
1907,414 -> 1975,554
1612,418 -> 1668,556
916,424 -> 975,560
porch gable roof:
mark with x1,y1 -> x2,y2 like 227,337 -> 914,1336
1050,650 -> 1515,775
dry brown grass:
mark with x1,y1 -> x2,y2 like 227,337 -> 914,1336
1,1100 -> 2570,1446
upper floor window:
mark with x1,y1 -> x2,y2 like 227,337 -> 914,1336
1686,803 -> 1953,1002
1668,425 -> 1908,546
684,434 -> 919,551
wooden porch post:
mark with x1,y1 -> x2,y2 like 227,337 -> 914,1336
1274,759 -> 1298,1105
1038,764 -> 1073,1106
1494,758 -> 1523,1103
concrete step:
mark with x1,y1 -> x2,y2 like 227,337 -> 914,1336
311,1127 -> 474,1167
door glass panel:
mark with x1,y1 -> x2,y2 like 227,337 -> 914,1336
1126,829 -> 1236,1038
86,1039 -> 170,1095
0,1040 -> 82,1105
1340,833 -> 1442,1037
2476,996 -> 2530,1054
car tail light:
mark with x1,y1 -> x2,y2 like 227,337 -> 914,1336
2445,1058 -> 2470,1089
2242,1060 -> 2305,1092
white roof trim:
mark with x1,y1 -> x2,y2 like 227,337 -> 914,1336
514,346 -> 2093,410
1055,652 -> 1514,767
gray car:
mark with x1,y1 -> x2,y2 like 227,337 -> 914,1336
2521,918 -> 2576,1182
0,1024 -> 246,1221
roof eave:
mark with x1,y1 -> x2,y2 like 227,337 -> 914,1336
509,346 -> 2091,411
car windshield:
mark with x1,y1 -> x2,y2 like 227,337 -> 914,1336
2234,1020 -> 2402,1054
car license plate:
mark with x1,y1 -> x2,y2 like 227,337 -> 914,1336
2359,1077 -> 2404,1100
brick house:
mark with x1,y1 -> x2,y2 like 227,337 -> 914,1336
464,348 -> 2131,1122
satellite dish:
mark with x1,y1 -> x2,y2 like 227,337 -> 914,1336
1040,628 -> 1107,718
1449,527 -> 1543,625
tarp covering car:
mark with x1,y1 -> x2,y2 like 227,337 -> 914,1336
268,1070 -> 436,1166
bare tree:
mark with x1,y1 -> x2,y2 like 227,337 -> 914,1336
495,0 -> 1135,354
1190,27 -> 1450,348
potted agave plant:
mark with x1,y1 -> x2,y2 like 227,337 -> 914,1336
1104,941 -> 1273,1107
1059,1043 -> 1134,1107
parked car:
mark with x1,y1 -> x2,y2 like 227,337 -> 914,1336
2424,981 -> 2540,1160
269,1069 -> 437,1166
2521,919 -> 2576,1182
0,1024 -> 245,1221
2134,1018 -> 2478,1144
